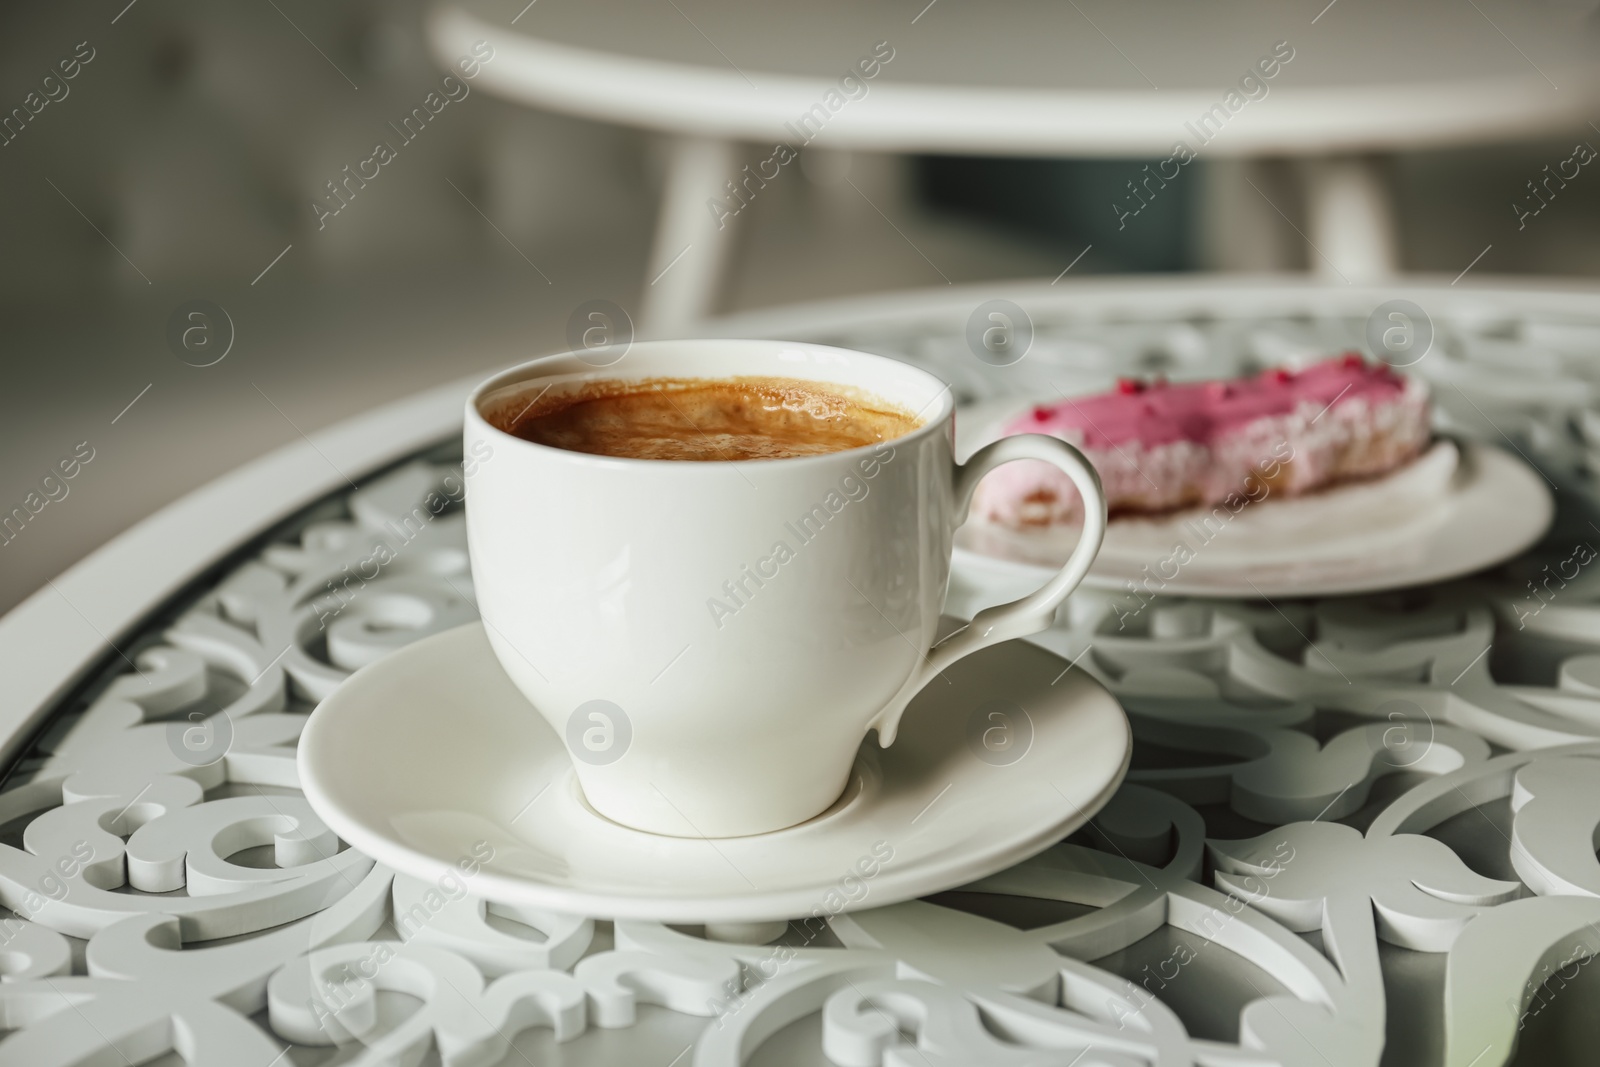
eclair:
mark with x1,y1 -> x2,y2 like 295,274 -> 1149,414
971,355 -> 1430,527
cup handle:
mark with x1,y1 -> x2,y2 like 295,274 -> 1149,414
869,433 -> 1107,746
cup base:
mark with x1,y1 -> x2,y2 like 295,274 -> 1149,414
565,759 -> 872,839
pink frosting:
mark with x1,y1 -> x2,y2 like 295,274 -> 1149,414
1007,354 -> 1409,449
971,355 -> 1432,527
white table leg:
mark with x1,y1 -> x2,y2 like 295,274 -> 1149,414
1196,158 -> 1302,272
639,136 -> 741,338
1301,155 -> 1399,283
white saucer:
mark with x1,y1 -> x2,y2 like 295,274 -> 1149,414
955,401 -> 1553,599
299,621 -> 1129,923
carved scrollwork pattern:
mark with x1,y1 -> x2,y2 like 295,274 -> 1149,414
4,305 -> 1600,1065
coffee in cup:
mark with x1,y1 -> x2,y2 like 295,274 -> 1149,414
490,375 -> 922,462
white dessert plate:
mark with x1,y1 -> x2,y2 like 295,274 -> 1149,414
298,621 -> 1129,923
953,400 -> 1553,599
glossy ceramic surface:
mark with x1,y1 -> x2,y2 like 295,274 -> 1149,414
465,340 -> 1105,835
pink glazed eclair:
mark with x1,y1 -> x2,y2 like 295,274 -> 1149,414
971,355 -> 1431,527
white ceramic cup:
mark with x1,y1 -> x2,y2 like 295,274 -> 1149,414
465,339 -> 1105,837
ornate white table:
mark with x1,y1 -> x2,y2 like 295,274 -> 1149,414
4,276 -> 1600,1066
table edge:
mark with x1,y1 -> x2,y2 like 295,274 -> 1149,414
0,372 -> 483,774
431,5 -> 1600,154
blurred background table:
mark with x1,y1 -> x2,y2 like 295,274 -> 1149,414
433,0 -> 1600,332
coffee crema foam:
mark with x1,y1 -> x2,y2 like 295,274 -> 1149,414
490,376 -> 923,461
